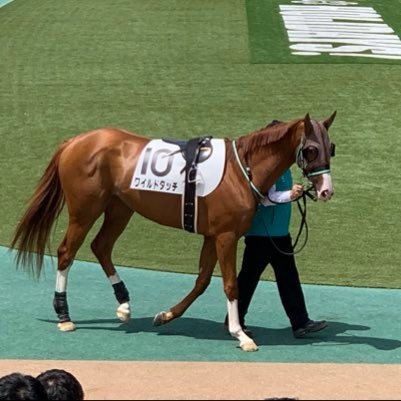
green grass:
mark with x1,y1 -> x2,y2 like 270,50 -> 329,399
1,0 -> 401,288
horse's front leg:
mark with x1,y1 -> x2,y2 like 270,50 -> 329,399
153,235 -> 217,326
215,232 -> 258,352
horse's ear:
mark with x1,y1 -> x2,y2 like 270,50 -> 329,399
304,113 -> 313,134
323,111 -> 337,129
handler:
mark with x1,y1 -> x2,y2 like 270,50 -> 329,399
225,169 -> 328,338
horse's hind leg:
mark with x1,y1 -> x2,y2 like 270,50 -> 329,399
55,216 -> 100,332
153,235 -> 217,326
90,196 -> 134,322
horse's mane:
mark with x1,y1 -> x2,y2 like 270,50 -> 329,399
237,119 -> 301,157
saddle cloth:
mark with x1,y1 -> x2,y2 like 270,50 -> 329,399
130,138 -> 226,196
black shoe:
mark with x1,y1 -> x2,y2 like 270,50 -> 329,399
293,319 -> 328,338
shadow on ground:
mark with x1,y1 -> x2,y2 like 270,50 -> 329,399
38,317 -> 401,351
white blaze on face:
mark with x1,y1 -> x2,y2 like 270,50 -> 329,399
317,173 -> 334,201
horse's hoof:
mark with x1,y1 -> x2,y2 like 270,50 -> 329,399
116,302 -> 131,322
240,341 -> 259,352
153,311 -> 174,326
153,311 -> 167,326
57,321 -> 76,332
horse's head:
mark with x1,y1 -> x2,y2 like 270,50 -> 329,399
297,112 -> 336,201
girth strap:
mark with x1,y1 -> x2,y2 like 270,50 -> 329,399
183,136 -> 212,232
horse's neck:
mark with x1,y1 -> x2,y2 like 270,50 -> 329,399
247,135 -> 300,194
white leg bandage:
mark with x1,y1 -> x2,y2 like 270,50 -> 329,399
109,273 -> 122,285
55,266 -> 71,293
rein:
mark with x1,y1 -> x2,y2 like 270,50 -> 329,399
233,115 -> 335,257
232,138 -> 311,255
232,138 -> 323,256
233,139 -> 320,256
232,140 -> 264,200
263,189 -> 311,256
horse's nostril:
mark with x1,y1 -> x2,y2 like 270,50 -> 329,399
321,190 -> 334,200
321,190 -> 329,199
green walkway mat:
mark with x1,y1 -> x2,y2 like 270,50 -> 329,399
1,247 -> 400,363
0,0 -> 13,7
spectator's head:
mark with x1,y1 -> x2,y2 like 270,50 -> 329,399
37,369 -> 84,400
0,372 -> 48,400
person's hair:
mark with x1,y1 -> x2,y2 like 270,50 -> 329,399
0,372 -> 48,400
36,369 -> 84,401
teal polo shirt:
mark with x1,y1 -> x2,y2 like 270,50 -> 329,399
245,170 -> 292,237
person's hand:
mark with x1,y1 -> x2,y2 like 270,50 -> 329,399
290,184 -> 303,200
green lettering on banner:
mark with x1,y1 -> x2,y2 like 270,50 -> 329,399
246,0 -> 401,64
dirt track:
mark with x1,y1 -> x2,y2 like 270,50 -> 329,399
1,360 -> 400,400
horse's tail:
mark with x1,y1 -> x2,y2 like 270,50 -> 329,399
10,142 -> 68,277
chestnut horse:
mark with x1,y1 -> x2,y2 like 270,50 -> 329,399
11,112 -> 336,352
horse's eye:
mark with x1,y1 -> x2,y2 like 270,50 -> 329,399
303,146 -> 318,162
330,143 -> 336,157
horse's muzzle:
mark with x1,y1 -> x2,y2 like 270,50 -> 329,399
316,174 -> 334,202
314,173 -> 334,201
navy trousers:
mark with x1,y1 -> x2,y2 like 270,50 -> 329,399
236,235 -> 310,331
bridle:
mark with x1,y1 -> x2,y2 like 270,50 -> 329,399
232,118 -> 335,255
295,120 -> 336,179
232,120 -> 335,202
274,121 -> 335,255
